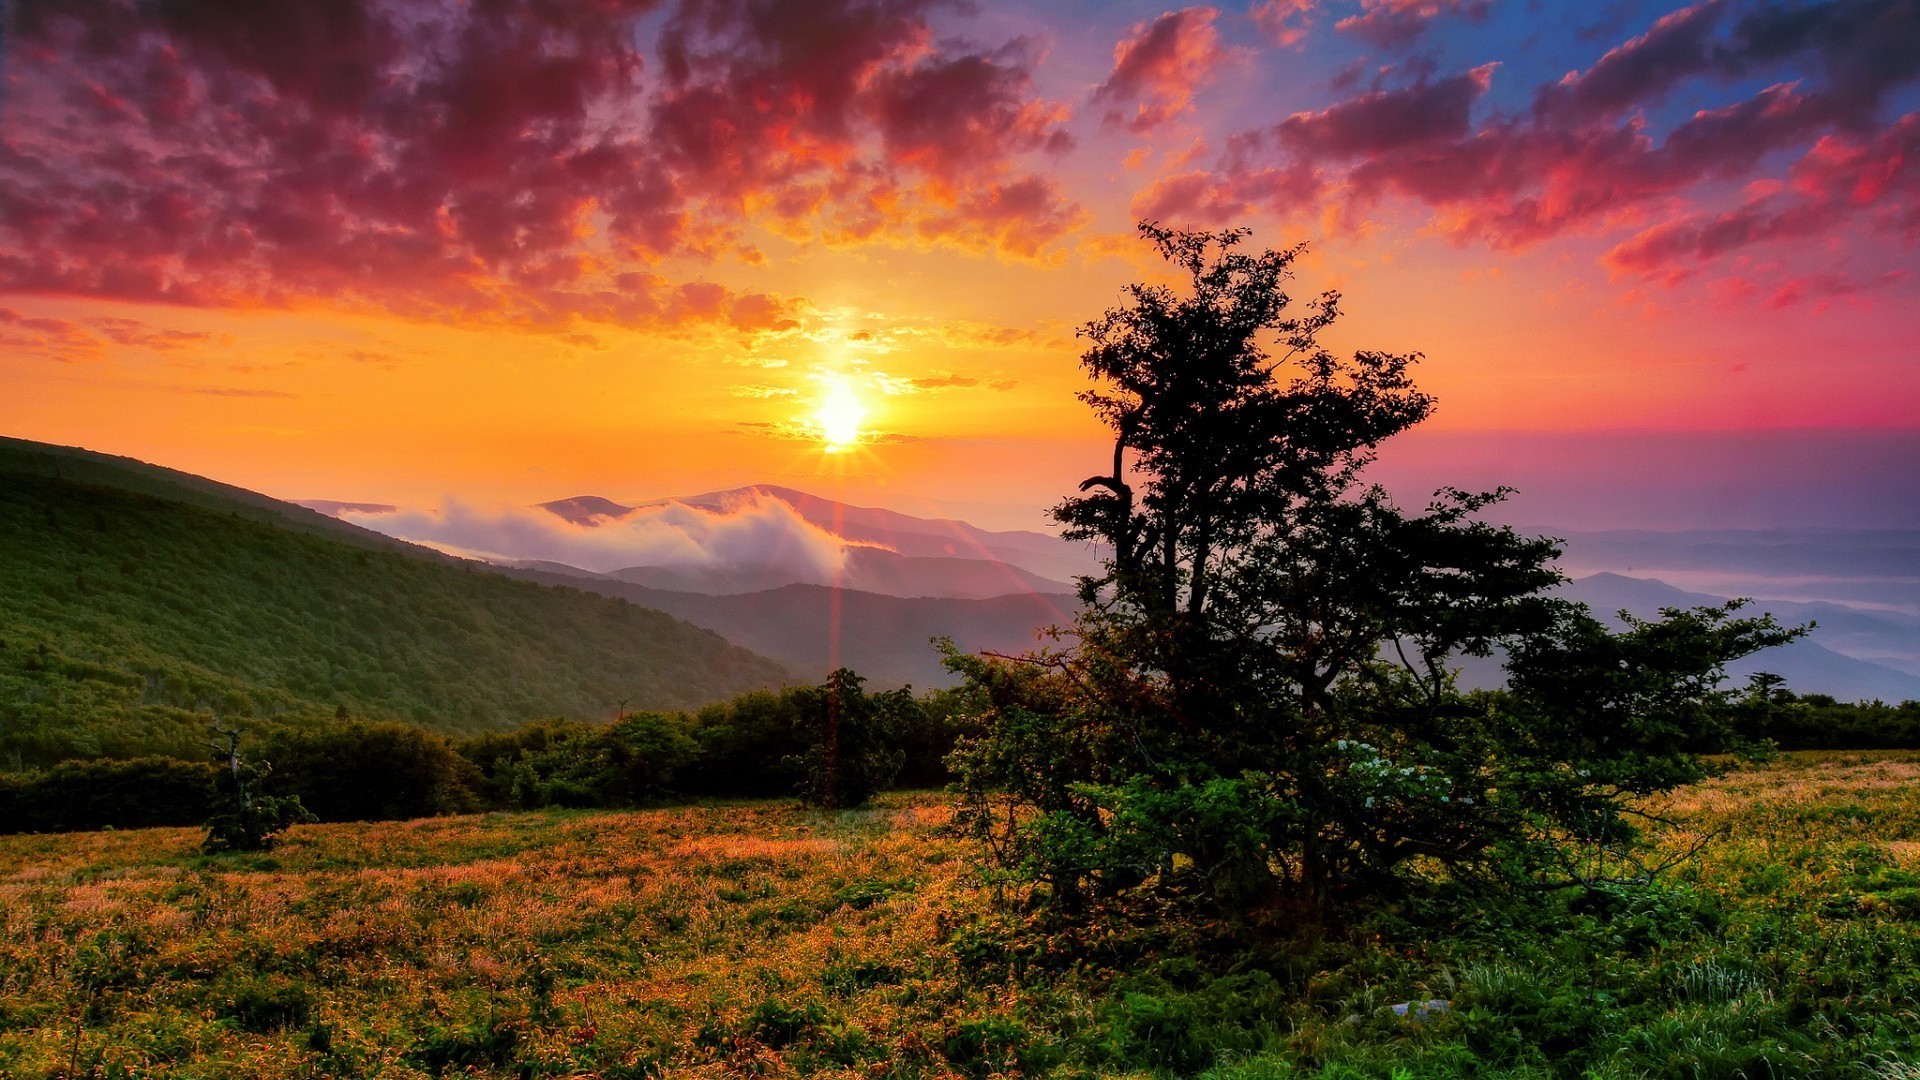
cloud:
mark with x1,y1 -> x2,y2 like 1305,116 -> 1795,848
872,370 -> 979,394
1333,0 -> 1492,51
1278,64 -> 1494,155
0,307 -> 219,362
915,176 -> 1088,259
735,420 -> 921,445
870,39 -> 1074,185
1533,1 -> 1726,125
338,492 -> 862,580
1604,113 -> 1920,273
0,0 -> 1082,331
645,0 -> 1079,257
1092,8 -> 1230,133
731,383 -> 801,398
1763,268 -> 1911,310
184,386 -> 299,398
1135,0 -> 1920,289
90,317 -> 216,350
1250,0 -> 1316,49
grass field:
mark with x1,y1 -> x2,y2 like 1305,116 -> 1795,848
7,753 -> 1920,1078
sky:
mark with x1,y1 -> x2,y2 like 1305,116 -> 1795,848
2,0 -> 1916,533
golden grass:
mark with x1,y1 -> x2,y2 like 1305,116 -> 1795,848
0,797 -> 991,1079
9,755 -> 1920,1077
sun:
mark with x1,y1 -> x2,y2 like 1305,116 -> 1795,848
814,377 -> 866,452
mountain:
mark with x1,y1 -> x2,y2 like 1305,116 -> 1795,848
500,565 -> 1079,688
598,546 -> 1072,599
341,480 -> 1920,702
0,439 -> 793,768
539,485 -> 1102,590
1,437 -> 422,555
1557,573 -> 1920,702
1548,526 -> 1920,615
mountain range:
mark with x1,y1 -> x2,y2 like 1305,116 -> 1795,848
4,432 -> 1915,776
501,488 -> 1920,702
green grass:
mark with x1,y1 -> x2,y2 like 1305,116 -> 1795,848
7,755 -> 1920,1077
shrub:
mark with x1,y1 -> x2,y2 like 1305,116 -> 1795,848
267,721 -> 483,821
202,723 -> 313,853
788,668 -> 910,809
0,756 -> 216,832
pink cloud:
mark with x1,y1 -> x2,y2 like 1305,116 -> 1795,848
1092,8 -> 1230,133
1533,1 -> 1726,125
1334,0 -> 1491,51
1278,64 -> 1494,156
1605,113 -> 1920,273
869,40 -> 1074,186
1130,0 -> 1919,296
1250,0 -> 1315,49
0,0 -> 1082,331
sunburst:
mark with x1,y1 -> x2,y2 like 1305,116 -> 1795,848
814,377 -> 866,452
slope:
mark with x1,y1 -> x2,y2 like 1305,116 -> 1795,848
597,546 -> 1072,599
0,450 -> 793,768
501,566 -> 1080,688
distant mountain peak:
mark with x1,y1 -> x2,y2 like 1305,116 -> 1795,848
538,494 -> 637,525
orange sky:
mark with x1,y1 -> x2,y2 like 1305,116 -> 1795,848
3,0 -> 1916,530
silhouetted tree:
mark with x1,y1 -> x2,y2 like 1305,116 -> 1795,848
949,223 -> 1798,916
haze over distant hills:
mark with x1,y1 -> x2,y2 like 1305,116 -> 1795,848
540,486 -> 1101,590
10,431 -> 1912,719
330,482 -> 1920,701
1551,574 -> 1920,703
1547,527 -> 1920,618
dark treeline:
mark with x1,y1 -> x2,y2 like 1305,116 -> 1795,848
0,670 -> 967,834
1731,684 -> 1920,750
4,667 -> 1910,836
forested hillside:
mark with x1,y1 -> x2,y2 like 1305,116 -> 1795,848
0,449 -> 792,767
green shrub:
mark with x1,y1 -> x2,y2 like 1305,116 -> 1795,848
0,756 -> 215,832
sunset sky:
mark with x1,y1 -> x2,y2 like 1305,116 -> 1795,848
3,0 -> 1916,532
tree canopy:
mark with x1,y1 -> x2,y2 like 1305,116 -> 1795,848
949,223 -> 1799,916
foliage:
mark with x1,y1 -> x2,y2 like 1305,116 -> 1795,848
682,689 -> 812,797
0,757 -> 216,832
1727,678 -> 1920,749
0,674 -> 968,833
787,668 -> 913,809
0,459 -> 790,768
200,724 -> 313,853
6,757 -> 1920,1077
264,722 -> 485,822
949,222 -> 1799,915
458,713 -> 699,810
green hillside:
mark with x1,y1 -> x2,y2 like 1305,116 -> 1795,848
0,442 -> 793,767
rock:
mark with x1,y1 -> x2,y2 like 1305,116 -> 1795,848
1390,999 -> 1452,1023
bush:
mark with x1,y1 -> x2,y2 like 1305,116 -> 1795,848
268,722 -> 483,821
203,724 -> 313,853
458,713 -> 698,809
787,668 -> 911,809
683,691 -> 809,798
0,756 -> 216,832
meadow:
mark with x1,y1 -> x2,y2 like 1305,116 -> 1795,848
6,753 -> 1920,1078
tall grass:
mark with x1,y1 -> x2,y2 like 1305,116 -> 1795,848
5,753 -> 1920,1077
